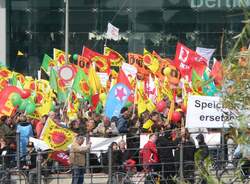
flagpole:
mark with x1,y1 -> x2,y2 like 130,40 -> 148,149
132,79 -> 137,116
64,0 -> 69,64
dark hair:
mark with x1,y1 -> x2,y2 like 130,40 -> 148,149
196,133 -> 205,143
150,111 -> 159,118
111,116 -> 119,123
120,107 -> 128,114
0,116 -> 8,122
109,142 -> 118,150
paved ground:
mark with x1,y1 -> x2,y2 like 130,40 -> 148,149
10,172 -> 249,184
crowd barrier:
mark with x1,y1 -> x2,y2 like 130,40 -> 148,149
0,133 -> 249,184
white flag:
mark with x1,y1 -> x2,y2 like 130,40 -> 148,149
196,47 -> 215,65
106,23 -> 119,41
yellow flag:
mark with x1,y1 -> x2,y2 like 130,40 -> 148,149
88,66 -> 102,94
53,48 -> 71,66
143,49 -> 160,74
17,50 -> 24,56
146,99 -> 156,112
40,118 -> 75,150
137,92 -> 147,116
36,99 -> 52,117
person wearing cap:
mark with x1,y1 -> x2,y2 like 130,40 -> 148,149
117,107 -> 130,134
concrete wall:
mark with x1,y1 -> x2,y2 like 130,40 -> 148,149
0,0 -> 6,66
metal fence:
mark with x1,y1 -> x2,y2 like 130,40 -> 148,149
0,134 -> 249,184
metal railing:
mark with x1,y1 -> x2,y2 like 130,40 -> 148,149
0,136 -> 249,184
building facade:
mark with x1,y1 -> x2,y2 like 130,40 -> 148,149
0,0 -> 247,76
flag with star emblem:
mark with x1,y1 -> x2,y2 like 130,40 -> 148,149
105,83 -> 131,119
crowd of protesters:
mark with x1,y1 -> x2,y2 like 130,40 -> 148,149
0,99 -> 249,184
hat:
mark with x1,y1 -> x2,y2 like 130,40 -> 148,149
120,107 -> 128,114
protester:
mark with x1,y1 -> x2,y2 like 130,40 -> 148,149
93,116 -> 118,136
0,137 -> 14,168
182,130 -> 196,183
117,107 -> 130,133
141,133 -> 159,171
0,116 -> 14,138
157,130 -> 176,183
22,142 -> 37,184
196,133 -> 209,184
35,115 -> 48,138
16,115 -> 34,157
69,135 -> 91,184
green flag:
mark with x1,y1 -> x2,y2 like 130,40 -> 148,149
49,68 -> 58,92
202,71 -> 218,96
9,72 -> 17,86
192,69 -> 203,93
72,68 -> 91,97
41,54 -> 53,73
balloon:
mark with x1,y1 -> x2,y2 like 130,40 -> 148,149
19,100 -> 28,111
11,93 -> 22,106
73,54 -> 78,61
156,100 -> 166,112
171,111 -> 182,123
25,102 -> 36,114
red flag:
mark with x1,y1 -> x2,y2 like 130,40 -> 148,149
50,151 -> 70,166
91,94 -> 100,111
174,42 -> 207,80
117,69 -> 132,90
210,59 -> 223,86
117,69 -> 134,102
82,46 -> 110,73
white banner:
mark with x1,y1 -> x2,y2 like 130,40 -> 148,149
107,23 -> 119,41
29,137 -> 51,151
90,135 -> 126,153
186,95 -> 237,128
196,47 -> 215,64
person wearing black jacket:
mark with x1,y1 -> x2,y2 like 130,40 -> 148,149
22,142 -> 37,184
182,131 -> 196,183
196,133 -> 209,184
157,131 -> 176,184
0,138 -> 15,169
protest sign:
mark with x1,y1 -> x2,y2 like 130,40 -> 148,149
186,95 -> 237,128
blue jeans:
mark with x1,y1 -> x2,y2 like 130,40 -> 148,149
72,166 -> 85,184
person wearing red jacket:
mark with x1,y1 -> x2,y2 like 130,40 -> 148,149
141,133 -> 159,171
